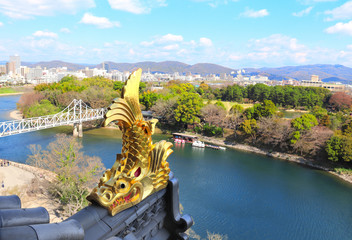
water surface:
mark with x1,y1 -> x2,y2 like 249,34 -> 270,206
1,95 -> 351,239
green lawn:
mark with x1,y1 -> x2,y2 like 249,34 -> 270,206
0,88 -> 16,94
205,100 -> 253,111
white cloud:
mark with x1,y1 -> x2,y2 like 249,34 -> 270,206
163,44 -> 179,50
293,6 -> 313,17
141,34 -> 184,46
325,1 -> 352,21
80,13 -> 120,28
33,31 -> 58,38
199,37 -> 213,47
0,22 -> 3,27
325,21 -> 352,36
240,8 -> 269,18
347,44 -> 352,50
0,0 -> 95,19
159,34 -> 183,43
60,28 -> 71,33
192,0 -> 239,8
108,0 -> 166,14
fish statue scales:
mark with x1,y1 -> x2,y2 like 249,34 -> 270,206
87,69 -> 173,216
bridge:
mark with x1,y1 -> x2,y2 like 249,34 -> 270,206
0,99 -> 106,138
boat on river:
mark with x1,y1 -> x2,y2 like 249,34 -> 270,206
192,140 -> 205,148
172,133 -> 198,143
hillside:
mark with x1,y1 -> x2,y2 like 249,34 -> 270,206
257,64 -> 352,83
21,60 -> 235,75
13,60 -> 352,82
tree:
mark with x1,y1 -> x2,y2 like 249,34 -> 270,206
139,90 -> 161,110
310,105 -> 327,120
291,114 -> 318,131
27,134 -> 105,217
240,119 -> 257,141
214,100 -> 226,111
229,104 -> 244,114
290,114 -> 318,144
174,92 -> 204,127
329,92 -> 352,111
24,99 -> 61,118
151,98 -> 177,126
256,117 -> 292,151
244,100 -> 277,120
326,134 -> 352,162
200,104 -> 227,126
113,81 -> 124,91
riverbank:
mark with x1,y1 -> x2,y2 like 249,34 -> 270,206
0,92 -> 24,96
0,159 -> 62,222
9,110 -> 23,120
193,134 -> 352,185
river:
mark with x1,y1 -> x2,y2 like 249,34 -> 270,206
1,94 -> 352,240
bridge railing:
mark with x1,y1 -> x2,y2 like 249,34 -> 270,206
0,107 -> 106,137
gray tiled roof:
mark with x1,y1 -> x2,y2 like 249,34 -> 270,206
0,173 -> 193,240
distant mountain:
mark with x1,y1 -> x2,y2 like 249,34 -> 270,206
21,60 -> 235,75
16,61 -> 352,83
250,64 -> 352,83
23,61 -> 92,71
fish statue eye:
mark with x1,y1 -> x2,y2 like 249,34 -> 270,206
120,183 -> 125,189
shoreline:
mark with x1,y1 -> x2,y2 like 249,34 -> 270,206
5,106 -> 351,185
0,92 -> 24,96
194,135 -> 352,185
9,109 -> 23,120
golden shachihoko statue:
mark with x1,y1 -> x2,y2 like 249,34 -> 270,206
87,69 -> 172,216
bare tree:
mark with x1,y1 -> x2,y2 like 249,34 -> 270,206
151,98 -> 178,125
27,134 -> 105,216
256,117 -> 292,151
200,104 -> 227,126
292,126 -> 333,157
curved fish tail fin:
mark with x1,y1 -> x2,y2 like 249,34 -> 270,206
149,140 -> 173,173
104,68 -> 143,127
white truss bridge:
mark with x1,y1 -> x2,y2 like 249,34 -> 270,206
0,99 -> 106,137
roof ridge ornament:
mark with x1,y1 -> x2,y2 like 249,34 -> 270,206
87,68 -> 173,216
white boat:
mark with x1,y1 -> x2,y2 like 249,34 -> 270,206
192,140 -> 205,148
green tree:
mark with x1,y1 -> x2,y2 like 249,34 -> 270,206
326,135 -> 352,162
215,100 -> 226,110
139,90 -> 161,110
310,105 -> 328,120
290,114 -> 318,144
230,104 -> 244,114
291,114 -> 318,131
113,81 -> 124,91
244,100 -> 277,120
24,99 -> 61,118
174,92 -> 204,127
240,119 -> 257,140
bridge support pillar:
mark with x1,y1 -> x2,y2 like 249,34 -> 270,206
73,123 -> 83,138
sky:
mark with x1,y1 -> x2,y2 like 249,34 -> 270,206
1,0 -> 352,68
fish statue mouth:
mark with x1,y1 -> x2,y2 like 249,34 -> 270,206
87,182 -> 143,215
87,68 -> 172,216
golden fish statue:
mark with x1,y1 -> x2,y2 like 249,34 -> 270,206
87,69 -> 172,216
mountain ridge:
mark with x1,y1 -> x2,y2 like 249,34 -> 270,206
14,60 -> 352,83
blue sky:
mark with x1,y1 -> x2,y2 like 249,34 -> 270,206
1,0 -> 352,68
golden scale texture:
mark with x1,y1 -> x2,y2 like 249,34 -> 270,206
87,69 -> 172,216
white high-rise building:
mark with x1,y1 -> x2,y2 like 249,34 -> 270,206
9,55 -> 21,70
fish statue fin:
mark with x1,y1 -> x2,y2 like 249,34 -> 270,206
149,140 -> 173,174
104,68 -> 143,127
